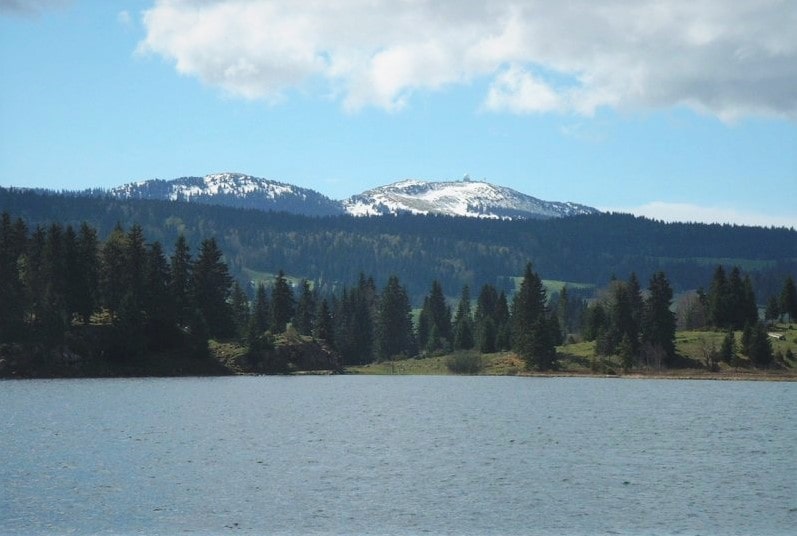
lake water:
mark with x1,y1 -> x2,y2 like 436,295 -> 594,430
1,376 -> 795,535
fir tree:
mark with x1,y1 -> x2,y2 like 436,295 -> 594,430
748,321 -> 773,368
170,234 -> 193,327
271,270 -> 295,333
293,280 -> 316,336
420,281 -> 452,352
229,281 -> 250,340
453,285 -> 475,350
100,224 -> 127,320
376,275 -> 415,360
144,241 -> 176,350
641,271 -> 676,365
781,276 -> 797,323
719,329 -> 736,364
764,295 -> 780,325
248,282 -> 270,342
193,238 -> 235,339
512,263 -> 556,371
314,298 -> 334,345
75,223 -> 99,324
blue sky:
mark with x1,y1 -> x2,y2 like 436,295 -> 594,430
1,0 -> 795,227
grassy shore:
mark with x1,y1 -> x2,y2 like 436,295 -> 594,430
348,324 -> 797,380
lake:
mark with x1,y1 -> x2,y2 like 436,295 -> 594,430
1,376 -> 795,535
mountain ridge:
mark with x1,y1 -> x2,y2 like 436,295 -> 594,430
102,172 -> 598,220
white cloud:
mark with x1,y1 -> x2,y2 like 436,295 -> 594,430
117,10 -> 131,27
605,201 -> 797,229
138,0 -> 797,119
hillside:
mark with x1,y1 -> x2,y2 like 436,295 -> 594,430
1,187 -> 795,303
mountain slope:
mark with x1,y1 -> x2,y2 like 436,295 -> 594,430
343,178 -> 598,219
108,172 -> 344,217
107,173 -> 597,220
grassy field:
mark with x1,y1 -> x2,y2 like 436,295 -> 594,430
347,323 -> 797,379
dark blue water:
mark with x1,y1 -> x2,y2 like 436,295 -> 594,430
1,376 -> 795,535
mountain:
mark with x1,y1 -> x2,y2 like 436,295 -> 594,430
107,172 -> 344,217
106,173 -> 598,220
342,178 -> 598,219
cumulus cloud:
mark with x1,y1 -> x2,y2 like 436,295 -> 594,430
606,201 -> 797,229
138,0 -> 797,119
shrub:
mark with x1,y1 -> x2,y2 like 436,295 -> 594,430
445,351 -> 483,374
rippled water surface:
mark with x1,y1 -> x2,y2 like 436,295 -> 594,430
1,376 -> 795,535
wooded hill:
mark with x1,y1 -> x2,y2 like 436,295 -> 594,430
1,187 -> 795,304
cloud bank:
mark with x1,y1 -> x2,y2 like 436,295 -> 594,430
139,0 -> 797,119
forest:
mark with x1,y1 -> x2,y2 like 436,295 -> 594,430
1,187 -> 795,305
2,212 -> 795,377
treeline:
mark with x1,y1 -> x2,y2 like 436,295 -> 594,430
581,268 -> 797,370
2,187 -> 795,304
2,213 -> 795,375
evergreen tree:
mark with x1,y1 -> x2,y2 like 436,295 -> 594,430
748,321 -> 773,368
124,224 -> 148,304
314,298 -> 334,345
419,281 -> 452,352
740,322 -> 754,356
452,285 -> 474,350
74,223 -> 99,324
495,291 -> 512,351
511,263 -> 556,370
248,282 -> 270,341
144,241 -> 175,350
555,286 -> 569,340
719,329 -> 736,363
474,284 -> 499,352
170,235 -> 193,327
764,295 -> 780,325
100,224 -> 127,320
229,281 -> 250,340
781,276 -> 797,323
0,213 -> 25,342
641,271 -> 676,365
376,275 -> 415,360
707,265 -> 730,329
627,273 -> 644,332
270,270 -> 295,333
193,238 -> 235,339
293,280 -> 316,336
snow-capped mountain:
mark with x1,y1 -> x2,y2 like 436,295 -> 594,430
104,173 -> 598,220
108,173 -> 344,217
343,178 -> 598,219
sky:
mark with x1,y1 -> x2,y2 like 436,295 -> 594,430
1,0 -> 795,227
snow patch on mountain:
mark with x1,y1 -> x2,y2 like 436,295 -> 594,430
343,178 -> 598,219
109,173 -> 343,217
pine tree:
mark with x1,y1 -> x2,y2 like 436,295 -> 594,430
100,224 -> 127,320
0,213 -> 25,342
707,265 -> 730,329
495,291 -> 512,351
314,298 -> 334,345
193,238 -> 235,339
474,284 -> 499,353
293,280 -> 316,336
748,321 -> 773,368
376,275 -> 415,360
781,276 -> 797,323
764,295 -> 780,325
74,223 -> 99,324
229,281 -> 250,340
144,241 -> 175,350
270,270 -> 295,333
247,282 -> 270,345
512,263 -> 556,371
453,285 -> 474,350
170,234 -> 193,327
719,329 -> 736,363
641,271 -> 676,365
420,281 -> 452,352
